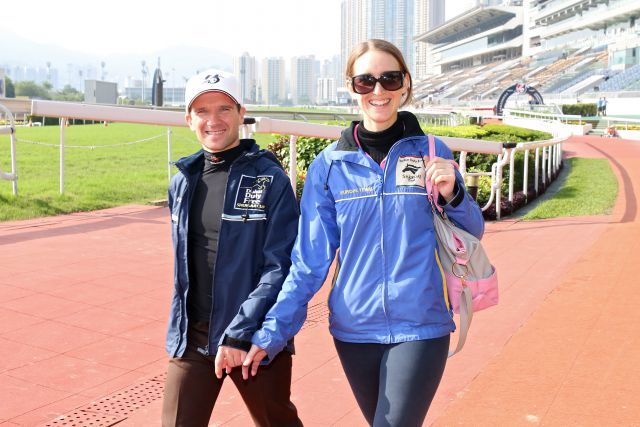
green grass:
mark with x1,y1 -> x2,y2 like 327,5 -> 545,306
0,123 -> 276,221
1,122 -> 613,222
523,157 -> 618,220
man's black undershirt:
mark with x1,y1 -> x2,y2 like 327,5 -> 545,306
186,144 -> 245,322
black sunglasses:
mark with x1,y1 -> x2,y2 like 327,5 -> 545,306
350,71 -> 405,94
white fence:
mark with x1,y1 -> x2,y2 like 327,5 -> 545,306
8,100 -> 570,219
0,103 -> 18,195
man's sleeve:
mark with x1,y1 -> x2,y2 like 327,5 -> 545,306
220,171 -> 300,350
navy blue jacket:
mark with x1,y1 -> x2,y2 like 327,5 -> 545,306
166,139 -> 299,358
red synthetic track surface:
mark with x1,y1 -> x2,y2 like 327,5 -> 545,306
1,135 -> 638,426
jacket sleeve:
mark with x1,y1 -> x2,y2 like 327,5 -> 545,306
252,156 -> 340,360
220,171 -> 300,350
435,138 -> 485,239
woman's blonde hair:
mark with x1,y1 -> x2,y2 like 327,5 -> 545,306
345,39 -> 413,107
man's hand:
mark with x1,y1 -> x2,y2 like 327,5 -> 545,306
424,156 -> 456,202
242,344 -> 268,380
214,345 -> 247,379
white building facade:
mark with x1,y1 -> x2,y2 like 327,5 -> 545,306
234,52 -> 257,104
291,55 -> 317,105
414,0 -> 446,79
261,57 -> 286,105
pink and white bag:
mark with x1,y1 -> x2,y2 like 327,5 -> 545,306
425,135 -> 499,356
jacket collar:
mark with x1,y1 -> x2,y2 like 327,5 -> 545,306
331,111 -> 425,163
335,111 -> 424,152
175,139 -> 262,175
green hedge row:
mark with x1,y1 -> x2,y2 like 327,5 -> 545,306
267,124 -> 553,209
561,103 -> 597,116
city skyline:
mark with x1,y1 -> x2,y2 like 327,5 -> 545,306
2,1 -> 471,62
1,1 -> 476,103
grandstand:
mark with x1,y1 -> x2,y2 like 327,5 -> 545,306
413,0 -> 640,109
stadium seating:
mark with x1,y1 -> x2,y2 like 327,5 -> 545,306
598,64 -> 640,91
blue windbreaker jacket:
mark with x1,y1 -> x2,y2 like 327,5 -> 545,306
166,139 -> 299,358
252,113 -> 485,360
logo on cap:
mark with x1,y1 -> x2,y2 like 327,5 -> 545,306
204,74 -> 221,85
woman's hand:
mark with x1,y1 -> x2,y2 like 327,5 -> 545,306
242,344 -> 268,380
424,156 -> 456,202
214,346 -> 247,378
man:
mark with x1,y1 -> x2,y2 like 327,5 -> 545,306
597,97 -> 605,116
162,69 -> 302,427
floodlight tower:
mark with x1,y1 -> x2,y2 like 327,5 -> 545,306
172,67 -> 176,105
46,61 -> 52,86
141,60 -> 148,103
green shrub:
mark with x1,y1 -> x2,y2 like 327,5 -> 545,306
561,103 -> 597,117
267,123 -> 551,207
421,124 -> 551,207
267,134 -> 333,174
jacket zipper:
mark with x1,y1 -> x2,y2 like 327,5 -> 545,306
377,136 -> 418,342
204,153 -> 254,356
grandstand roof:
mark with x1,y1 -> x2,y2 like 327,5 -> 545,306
415,5 -> 518,45
535,1 -> 640,38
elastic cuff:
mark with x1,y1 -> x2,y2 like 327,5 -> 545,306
221,335 -> 252,352
438,182 -> 464,208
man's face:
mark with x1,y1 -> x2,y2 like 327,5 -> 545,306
186,91 -> 246,153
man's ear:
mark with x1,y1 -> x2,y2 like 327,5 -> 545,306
185,112 -> 193,129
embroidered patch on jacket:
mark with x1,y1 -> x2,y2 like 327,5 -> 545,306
234,175 -> 273,210
396,156 -> 425,188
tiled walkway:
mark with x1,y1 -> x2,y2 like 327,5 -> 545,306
0,135 -> 638,426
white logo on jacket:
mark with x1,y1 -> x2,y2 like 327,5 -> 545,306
396,156 -> 425,188
234,175 -> 273,210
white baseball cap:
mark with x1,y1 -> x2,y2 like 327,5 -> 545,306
184,69 -> 241,112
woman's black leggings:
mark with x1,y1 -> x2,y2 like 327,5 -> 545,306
334,335 -> 450,427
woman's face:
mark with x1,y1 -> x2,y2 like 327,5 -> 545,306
349,49 -> 409,132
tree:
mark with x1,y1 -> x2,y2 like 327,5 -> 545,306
15,80 -> 51,99
5,76 -> 15,98
52,85 -> 84,102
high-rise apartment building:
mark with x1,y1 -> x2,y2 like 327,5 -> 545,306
341,0 -> 370,83
340,0 -> 422,79
317,77 -> 337,104
414,0 -> 445,79
291,55 -> 317,105
261,57 -> 286,105
369,0 -> 415,70
234,52 -> 257,104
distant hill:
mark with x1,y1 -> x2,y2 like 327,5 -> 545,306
0,30 -> 233,86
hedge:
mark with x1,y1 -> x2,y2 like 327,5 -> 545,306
267,124 -> 553,214
561,103 -> 597,117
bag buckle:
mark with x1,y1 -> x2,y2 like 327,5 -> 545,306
452,263 -> 468,281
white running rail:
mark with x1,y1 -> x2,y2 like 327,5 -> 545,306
29,100 -> 568,219
0,102 -> 18,195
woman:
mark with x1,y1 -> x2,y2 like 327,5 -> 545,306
244,39 -> 485,426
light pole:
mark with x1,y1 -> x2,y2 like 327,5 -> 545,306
141,60 -> 148,103
171,67 -> 176,105
46,61 -> 52,87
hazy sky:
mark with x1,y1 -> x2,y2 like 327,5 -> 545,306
3,0 -> 471,59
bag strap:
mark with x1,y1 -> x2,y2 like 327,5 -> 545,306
425,135 -> 474,357
449,286 -> 473,357
425,135 -> 443,214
